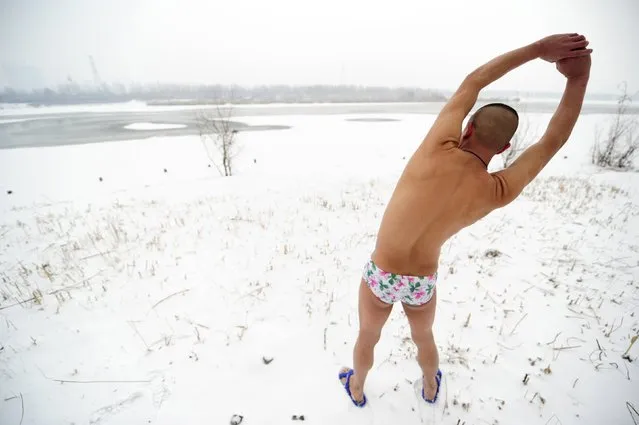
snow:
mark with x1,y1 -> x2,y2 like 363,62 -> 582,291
1,111 -> 638,425
124,122 -> 188,130
0,101 -> 151,116
1,101 -> 395,117
0,118 -> 34,125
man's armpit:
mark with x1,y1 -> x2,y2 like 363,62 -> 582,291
491,143 -> 552,205
489,171 -> 523,207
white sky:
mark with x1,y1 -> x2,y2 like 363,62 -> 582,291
1,0 -> 638,94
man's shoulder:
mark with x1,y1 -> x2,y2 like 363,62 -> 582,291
419,135 -> 460,153
406,142 -> 458,173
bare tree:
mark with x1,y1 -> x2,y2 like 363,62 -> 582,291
592,82 -> 639,170
501,106 -> 537,167
196,105 -> 240,177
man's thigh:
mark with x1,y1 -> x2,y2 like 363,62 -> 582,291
358,279 -> 393,334
401,288 -> 438,335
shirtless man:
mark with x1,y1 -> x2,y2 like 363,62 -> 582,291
339,34 -> 593,406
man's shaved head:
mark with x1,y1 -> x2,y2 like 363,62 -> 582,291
469,103 -> 519,152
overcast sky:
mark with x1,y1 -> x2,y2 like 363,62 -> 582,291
1,0 -> 637,94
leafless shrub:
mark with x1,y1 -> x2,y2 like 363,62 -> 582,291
502,107 -> 537,167
196,103 -> 240,177
592,82 -> 639,170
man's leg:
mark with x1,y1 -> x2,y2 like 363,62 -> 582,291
402,289 -> 439,400
340,278 -> 393,402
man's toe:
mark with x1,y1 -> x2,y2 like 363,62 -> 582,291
338,367 -> 351,385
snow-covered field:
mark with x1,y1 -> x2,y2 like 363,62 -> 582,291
123,123 -> 188,131
0,110 -> 638,425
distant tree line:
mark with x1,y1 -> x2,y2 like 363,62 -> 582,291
0,83 -> 448,106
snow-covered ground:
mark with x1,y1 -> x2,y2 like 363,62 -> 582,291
0,110 -> 638,425
0,118 -> 35,125
0,101 -> 157,116
124,123 -> 188,131
1,101 -> 443,117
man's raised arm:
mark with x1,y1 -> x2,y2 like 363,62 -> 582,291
420,34 -> 592,150
492,53 -> 592,206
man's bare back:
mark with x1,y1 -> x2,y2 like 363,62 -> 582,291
372,144 -> 501,276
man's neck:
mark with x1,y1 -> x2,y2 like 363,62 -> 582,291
461,148 -> 491,168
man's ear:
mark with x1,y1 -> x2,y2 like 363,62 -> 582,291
496,142 -> 511,154
462,122 -> 474,139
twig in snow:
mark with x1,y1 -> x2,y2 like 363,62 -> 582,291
79,250 -> 118,261
594,362 -> 620,371
236,325 -> 248,341
572,378 -> 579,388
0,297 -> 37,311
628,402 -> 639,425
323,327 -> 327,351
566,306 -> 598,321
441,375 -> 449,417
570,259 -> 577,272
545,414 -> 563,425
623,334 -> 638,360
553,345 -> 582,351
497,342 -> 522,350
6,393 -> 25,425
127,321 -> 151,351
510,313 -> 528,336
185,318 -> 210,330
463,313 -> 471,328
48,269 -> 105,296
590,339 -> 607,364
236,284 -> 268,302
325,292 -> 334,314
545,332 -> 562,346
151,289 -> 190,310
587,306 -> 601,325
19,393 -> 24,425
376,351 -> 394,370
605,317 -> 624,338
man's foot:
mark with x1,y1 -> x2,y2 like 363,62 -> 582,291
422,369 -> 442,403
338,367 -> 366,407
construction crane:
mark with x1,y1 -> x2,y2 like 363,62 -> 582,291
88,55 -> 102,91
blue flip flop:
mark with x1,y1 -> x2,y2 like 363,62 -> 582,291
422,369 -> 442,404
338,368 -> 367,407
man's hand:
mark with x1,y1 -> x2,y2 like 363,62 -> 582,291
537,33 -> 593,63
556,54 -> 592,80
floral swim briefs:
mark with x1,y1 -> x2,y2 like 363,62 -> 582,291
362,259 -> 437,306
